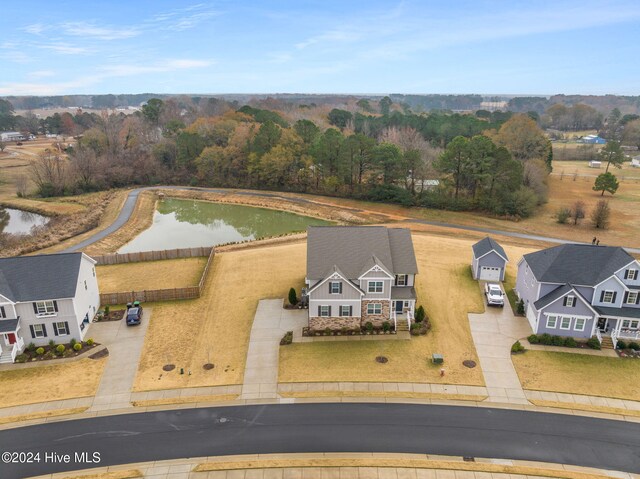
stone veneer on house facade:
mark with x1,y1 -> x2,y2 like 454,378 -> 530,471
361,300 -> 391,328
309,316 -> 361,331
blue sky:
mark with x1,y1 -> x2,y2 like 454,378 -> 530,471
1,0 -> 639,96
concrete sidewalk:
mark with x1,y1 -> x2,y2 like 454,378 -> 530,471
240,299 -> 307,400
469,301 -> 532,404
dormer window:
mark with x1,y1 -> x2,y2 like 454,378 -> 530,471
625,269 -> 638,280
601,291 -> 616,303
368,281 -> 383,293
329,282 -> 342,294
395,275 -> 407,286
564,296 -> 575,307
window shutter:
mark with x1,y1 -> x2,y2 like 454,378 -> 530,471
328,306 -> 332,316
0,306 -> 4,318
29,325 -> 35,338
625,270 -> 629,279
65,322 -> 70,333
33,303 -> 38,314
53,301 -> 58,312
349,306 -> 353,316
636,294 -> 640,305
339,282 -> 342,294
42,324 -> 47,337
395,275 -> 398,286
562,297 -> 567,306
53,323 -> 59,336
612,292 -> 617,303
318,305 -> 322,316
600,291 -> 605,302
624,292 -> 629,304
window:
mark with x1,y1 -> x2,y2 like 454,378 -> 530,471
627,291 -> 639,304
54,322 -> 69,336
84,280 -> 87,290
329,282 -> 341,294
368,281 -> 383,293
565,296 -> 575,307
31,324 -> 46,338
92,268 -> 96,277
622,320 -> 639,329
404,300 -> 410,308
319,305 -> 330,317
560,316 -> 571,330
339,305 -> 351,317
35,300 -> 56,316
625,269 -> 638,280
574,318 -> 586,331
367,303 -> 382,315
546,315 -> 557,328
0,306 -> 5,318
602,291 -> 615,303
396,275 -> 407,286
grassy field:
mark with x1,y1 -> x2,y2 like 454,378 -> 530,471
133,241 -> 307,391
0,358 -> 106,408
512,350 -> 640,401
97,257 -> 208,293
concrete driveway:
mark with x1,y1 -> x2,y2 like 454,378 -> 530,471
88,308 -> 151,410
469,295 -> 532,404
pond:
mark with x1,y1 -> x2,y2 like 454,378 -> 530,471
0,207 -> 49,235
118,198 -> 332,253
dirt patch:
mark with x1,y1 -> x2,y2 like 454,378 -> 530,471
163,364 -> 176,372
89,348 -> 109,360
375,356 -> 389,364
463,360 -> 477,368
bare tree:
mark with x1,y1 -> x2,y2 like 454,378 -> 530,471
0,139 -> 6,152
29,151 -> 67,196
15,174 -> 29,197
69,144 -> 104,190
571,200 -> 586,225
591,200 -> 611,229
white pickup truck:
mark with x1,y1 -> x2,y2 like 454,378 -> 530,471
484,283 -> 505,307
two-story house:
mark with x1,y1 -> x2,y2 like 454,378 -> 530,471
305,226 -> 419,331
0,252 -> 100,363
515,244 -> 640,347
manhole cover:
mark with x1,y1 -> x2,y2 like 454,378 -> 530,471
203,363 -> 214,370
462,360 -> 476,368
163,364 -> 176,371
375,356 -> 388,364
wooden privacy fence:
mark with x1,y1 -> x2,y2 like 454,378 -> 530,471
93,246 -> 213,265
98,247 -> 216,305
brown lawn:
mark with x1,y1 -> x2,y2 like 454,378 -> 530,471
133,241 -> 307,391
512,350 -> 640,401
0,358 -> 106,408
97,257 -> 207,293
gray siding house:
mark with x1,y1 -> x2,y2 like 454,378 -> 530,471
306,226 -> 418,331
515,244 -> 640,347
0,253 -> 100,363
471,237 -> 508,281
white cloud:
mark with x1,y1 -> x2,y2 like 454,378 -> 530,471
60,22 -> 140,40
146,3 -> 221,31
23,23 -> 48,35
29,70 -> 56,78
37,43 -> 90,55
100,58 -> 212,77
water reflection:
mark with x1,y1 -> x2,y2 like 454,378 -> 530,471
0,207 -> 49,235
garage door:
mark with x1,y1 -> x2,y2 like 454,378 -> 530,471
526,303 -> 538,331
479,266 -> 501,281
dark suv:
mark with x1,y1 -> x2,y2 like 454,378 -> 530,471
126,306 -> 143,326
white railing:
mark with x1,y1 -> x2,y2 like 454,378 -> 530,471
611,329 -> 619,350
10,343 -> 18,363
407,310 -> 413,329
15,336 -> 24,351
595,329 -> 603,344
391,311 -> 397,331
618,329 -> 640,340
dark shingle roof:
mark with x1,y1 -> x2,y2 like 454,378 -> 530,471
391,286 -> 417,300
523,244 -> 634,286
472,237 -> 508,261
0,253 -> 84,302
306,226 -> 418,280
0,318 -> 19,333
595,306 -> 640,319
533,283 -> 594,311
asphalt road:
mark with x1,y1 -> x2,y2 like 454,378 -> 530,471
1,404 -> 639,478
60,186 -> 640,254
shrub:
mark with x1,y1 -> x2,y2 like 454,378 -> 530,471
86,338 -> 94,346
551,335 -> 565,346
516,299 -> 525,315
511,341 -> 525,353
564,337 -> 578,348
539,333 -> 553,345
341,327 -> 348,335
414,306 -> 426,323
364,321 -> 374,332
587,337 -> 601,350
70,338 -> 77,347
55,344 -> 66,355
104,305 -> 110,315
49,339 -> 56,349
556,207 -> 571,224
288,287 -> 298,306
280,331 -> 293,346
628,341 -> 640,351
527,334 -> 540,344
382,321 -> 391,332
36,347 -> 45,356
410,322 -> 422,336
616,340 -> 627,350
73,343 -> 82,351
27,342 -> 36,351
324,327 -> 332,336
15,353 -> 28,363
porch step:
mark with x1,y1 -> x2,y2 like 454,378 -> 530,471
600,337 -> 615,349
396,320 -> 410,332
0,352 -> 14,364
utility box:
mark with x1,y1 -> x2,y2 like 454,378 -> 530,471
432,353 -> 444,364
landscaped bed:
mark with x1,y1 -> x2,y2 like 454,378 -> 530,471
512,349 -> 640,401
15,338 -> 99,363
97,256 -> 207,293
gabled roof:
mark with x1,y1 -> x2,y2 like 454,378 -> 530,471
523,244 -> 634,286
358,254 -> 393,278
533,283 -> 596,314
472,237 -> 508,262
306,226 -> 418,280
595,305 -> 640,320
0,253 -> 84,302
308,264 -> 364,295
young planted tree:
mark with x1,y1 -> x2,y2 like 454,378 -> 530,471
593,172 -> 619,196
570,200 -> 586,225
556,207 -> 571,224
288,287 -> 298,306
591,200 -> 611,229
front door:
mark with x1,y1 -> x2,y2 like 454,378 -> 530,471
7,333 -> 16,345
395,301 -> 403,313
597,317 -> 608,332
